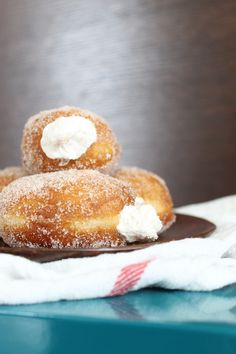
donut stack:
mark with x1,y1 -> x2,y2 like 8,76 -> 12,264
0,106 -> 175,249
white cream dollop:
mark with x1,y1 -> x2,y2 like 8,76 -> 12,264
40,115 -> 97,160
117,197 -> 162,243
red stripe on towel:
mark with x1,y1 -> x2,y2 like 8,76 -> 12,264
109,261 -> 149,296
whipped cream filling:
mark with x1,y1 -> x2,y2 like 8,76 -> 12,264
40,115 -> 97,160
117,197 -> 162,243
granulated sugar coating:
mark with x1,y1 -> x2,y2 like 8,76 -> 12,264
0,170 -> 136,249
112,166 -> 175,231
21,106 -> 120,174
0,166 -> 27,192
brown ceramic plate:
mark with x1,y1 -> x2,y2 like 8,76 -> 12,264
0,213 -> 216,263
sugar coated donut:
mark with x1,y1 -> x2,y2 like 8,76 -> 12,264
0,167 -> 27,192
0,170 -> 163,248
113,167 -> 175,231
21,106 -> 120,174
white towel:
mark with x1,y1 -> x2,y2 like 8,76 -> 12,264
0,195 -> 236,305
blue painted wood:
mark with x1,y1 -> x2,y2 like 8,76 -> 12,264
0,286 -> 236,354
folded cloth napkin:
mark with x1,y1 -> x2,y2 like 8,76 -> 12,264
0,195 -> 236,305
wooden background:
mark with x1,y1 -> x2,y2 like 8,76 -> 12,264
0,0 -> 235,206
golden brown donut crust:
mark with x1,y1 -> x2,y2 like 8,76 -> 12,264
0,170 -> 136,249
0,167 -> 27,192
112,167 -> 175,229
21,106 -> 120,174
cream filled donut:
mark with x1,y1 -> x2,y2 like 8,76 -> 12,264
0,170 -> 163,248
113,167 -> 175,232
21,106 -> 120,174
0,167 -> 27,192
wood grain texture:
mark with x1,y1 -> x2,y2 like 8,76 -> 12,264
0,0 -> 235,205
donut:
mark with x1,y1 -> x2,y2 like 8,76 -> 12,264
0,167 -> 27,192
21,106 -> 120,174
0,170 -> 163,248
112,167 -> 175,231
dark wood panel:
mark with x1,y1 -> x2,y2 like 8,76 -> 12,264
0,0 -> 235,205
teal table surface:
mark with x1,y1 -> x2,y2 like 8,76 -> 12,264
0,286 -> 236,354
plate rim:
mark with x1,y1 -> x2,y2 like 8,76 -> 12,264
0,213 -> 216,256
